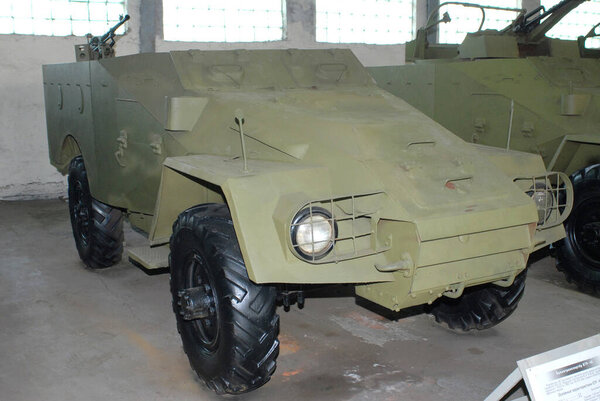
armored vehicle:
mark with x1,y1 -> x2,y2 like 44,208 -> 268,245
44,17 -> 572,394
369,0 -> 600,293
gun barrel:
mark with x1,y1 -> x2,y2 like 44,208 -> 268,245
100,14 -> 130,43
517,0 -> 585,36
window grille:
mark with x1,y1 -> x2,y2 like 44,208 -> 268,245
316,0 -> 415,45
541,0 -> 600,48
163,0 -> 285,42
438,0 -> 522,44
0,0 -> 127,36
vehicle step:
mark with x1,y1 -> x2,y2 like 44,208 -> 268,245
127,245 -> 170,270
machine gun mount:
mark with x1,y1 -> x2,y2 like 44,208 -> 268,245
75,14 -> 130,62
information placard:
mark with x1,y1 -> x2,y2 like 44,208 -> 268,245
518,335 -> 600,401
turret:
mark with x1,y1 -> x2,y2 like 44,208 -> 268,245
74,14 -> 130,62
406,0 -> 597,61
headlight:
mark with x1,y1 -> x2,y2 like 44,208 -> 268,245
527,182 -> 554,224
291,207 -> 336,260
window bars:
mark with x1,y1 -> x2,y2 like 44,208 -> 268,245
316,0 -> 415,44
437,0 -> 522,44
542,0 -> 600,48
0,0 -> 127,36
162,0 -> 285,42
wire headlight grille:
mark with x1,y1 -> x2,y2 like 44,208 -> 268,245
289,193 -> 389,263
514,172 -> 573,229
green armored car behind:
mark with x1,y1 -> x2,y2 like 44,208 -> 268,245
369,0 -> 600,294
44,17 -> 572,394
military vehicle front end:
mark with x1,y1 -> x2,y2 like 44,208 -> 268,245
44,23 -> 572,393
369,0 -> 600,294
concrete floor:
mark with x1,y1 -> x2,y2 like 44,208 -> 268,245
1,199 -> 599,401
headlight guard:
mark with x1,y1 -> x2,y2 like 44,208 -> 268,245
290,206 -> 337,261
514,172 -> 573,229
286,193 -> 389,264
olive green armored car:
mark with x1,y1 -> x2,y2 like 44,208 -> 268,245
369,0 -> 600,294
44,17 -> 573,394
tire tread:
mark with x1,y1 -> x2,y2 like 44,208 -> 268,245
169,203 -> 279,395
430,271 -> 526,332
555,164 -> 600,295
68,157 -> 123,269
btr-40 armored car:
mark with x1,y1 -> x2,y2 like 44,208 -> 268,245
44,18 -> 572,394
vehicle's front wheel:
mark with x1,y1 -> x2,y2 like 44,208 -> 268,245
429,270 -> 526,331
555,165 -> 600,294
68,156 -> 123,268
169,203 -> 279,394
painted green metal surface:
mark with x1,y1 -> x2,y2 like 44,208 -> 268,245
368,1 -> 600,176
44,48 -> 570,311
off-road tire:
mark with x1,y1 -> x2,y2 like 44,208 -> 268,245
555,165 -> 600,294
429,270 -> 527,331
169,203 -> 279,394
68,156 -> 123,268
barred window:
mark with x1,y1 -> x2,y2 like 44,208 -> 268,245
316,0 -> 415,45
163,0 -> 285,42
541,0 -> 600,48
0,0 -> 127,36
438,0 -> 522,44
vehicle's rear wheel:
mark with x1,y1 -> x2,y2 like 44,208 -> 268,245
555,164 -> 600,294
429,270 -> 526,331
68,156 -> 123,268
169,203 -> 279,394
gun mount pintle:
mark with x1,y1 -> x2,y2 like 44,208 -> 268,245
74,14 -> 130,62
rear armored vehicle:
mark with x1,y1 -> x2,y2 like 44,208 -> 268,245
44,17 -> 572,394
369,0 -> 600,293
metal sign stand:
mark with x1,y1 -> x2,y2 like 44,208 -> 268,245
484,367 -> 529,401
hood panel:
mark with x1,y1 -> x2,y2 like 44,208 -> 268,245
185,88 -> 539,239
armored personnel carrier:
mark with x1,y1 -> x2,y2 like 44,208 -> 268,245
44,16 -> 572,394
369,0 -> 600,294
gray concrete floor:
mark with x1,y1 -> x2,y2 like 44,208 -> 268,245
1,199 -> 599,401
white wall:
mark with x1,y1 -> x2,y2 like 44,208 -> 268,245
0,0 -> 141,200
0,35 -> 72,200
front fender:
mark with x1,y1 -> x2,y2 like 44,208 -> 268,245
149,155 -> 394,284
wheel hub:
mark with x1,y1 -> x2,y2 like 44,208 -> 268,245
181,253 -> 220,349
580,222 -> 600,246
178,284 -> 215,321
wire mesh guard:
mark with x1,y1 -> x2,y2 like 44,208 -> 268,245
514,172 -> 572,229
290,193 -> 389,263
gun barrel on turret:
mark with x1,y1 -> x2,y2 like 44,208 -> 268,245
98,14 -> 130,46
514,0 -> 586,41
75,14 -> 130,61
